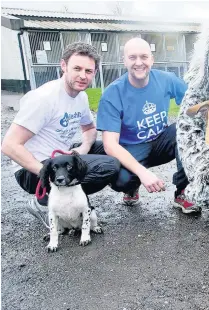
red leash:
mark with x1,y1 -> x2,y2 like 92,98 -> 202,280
35,150 -> 70,200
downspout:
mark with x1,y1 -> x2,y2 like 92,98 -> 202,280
17,30 -> 28,94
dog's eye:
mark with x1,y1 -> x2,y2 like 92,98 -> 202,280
52,166 -> 57,172
67,165 -> 72,171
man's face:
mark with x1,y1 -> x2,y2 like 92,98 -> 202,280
124,42 -> 154,82
61,54 -> 96,92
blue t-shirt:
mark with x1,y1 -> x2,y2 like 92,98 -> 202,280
97,69 -> 187,145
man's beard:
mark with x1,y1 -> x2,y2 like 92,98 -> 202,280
66,78 -> 76,91
132,68 -> 149,80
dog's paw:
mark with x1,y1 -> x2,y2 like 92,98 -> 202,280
47,243 -> 58,252
79,238 -> 91,246
92,226 -> 103,234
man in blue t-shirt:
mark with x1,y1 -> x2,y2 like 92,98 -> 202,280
97,37 -> 201,214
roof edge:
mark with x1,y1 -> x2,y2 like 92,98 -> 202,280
1,7 -> 202,25
1,14 -> 24,30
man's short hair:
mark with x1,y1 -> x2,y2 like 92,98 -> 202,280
62,42 -> 100,70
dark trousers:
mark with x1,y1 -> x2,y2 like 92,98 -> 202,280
15,124 -> 189,202
14,141 -> 120,200
111,123 -> 189,194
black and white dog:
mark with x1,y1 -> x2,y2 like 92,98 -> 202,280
39,153 -> 102,252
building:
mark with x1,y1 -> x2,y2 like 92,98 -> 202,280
1,7 -> 200,93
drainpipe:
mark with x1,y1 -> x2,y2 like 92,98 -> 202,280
17,30 -> 28,94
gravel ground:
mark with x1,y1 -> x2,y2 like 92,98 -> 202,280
1,96 -> 209,310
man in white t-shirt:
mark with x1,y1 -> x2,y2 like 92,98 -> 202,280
2,42 -> 120,221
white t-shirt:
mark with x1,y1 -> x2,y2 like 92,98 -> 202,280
13,78 -> 93,170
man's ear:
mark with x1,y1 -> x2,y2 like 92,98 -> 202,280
60,59 -> 67,73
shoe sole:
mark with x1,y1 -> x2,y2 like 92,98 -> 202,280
173,202 -> 202,214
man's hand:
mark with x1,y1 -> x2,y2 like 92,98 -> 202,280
64,123 -> 97,156
139,170 -> 165,193
103,131 -> 165,194
64,145 -> 89,155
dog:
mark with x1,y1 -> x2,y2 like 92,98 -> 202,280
39,152 -> 103,252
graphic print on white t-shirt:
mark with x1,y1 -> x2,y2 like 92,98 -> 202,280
136,101 -> 167,141
13,78 -> 93,163
60,111 -> 82,127
53,81 -> 93,145
55,110 -> 83,143
49,86 -> 93,145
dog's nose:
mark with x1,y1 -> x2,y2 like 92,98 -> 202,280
56,176 -> 65,184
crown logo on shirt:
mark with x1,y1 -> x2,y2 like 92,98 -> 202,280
142,101 -> 156,115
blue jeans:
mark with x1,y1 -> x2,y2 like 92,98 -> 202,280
111,123 -> 189,194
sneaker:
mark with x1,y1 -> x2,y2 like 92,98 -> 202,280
26,197 -> 49,228
123,188 -> 139,206
174,190 -> 202,214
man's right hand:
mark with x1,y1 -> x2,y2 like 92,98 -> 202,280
102,131 -> 165,194
138,169 -> 165,193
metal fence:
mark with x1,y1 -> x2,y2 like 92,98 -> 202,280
23,30 -> 194,92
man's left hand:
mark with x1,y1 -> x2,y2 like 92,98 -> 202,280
65,145 -> 89,155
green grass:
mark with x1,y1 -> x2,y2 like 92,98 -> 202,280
169,98 -> 180,116
86,88 -> 180,116
85,88 -> 102,112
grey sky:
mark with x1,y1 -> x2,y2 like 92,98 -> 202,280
2,1 -> 209,21
1,1 -> 132,14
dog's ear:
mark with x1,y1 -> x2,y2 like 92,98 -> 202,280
72,151 -> 87,181
39,159 -> 52,190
